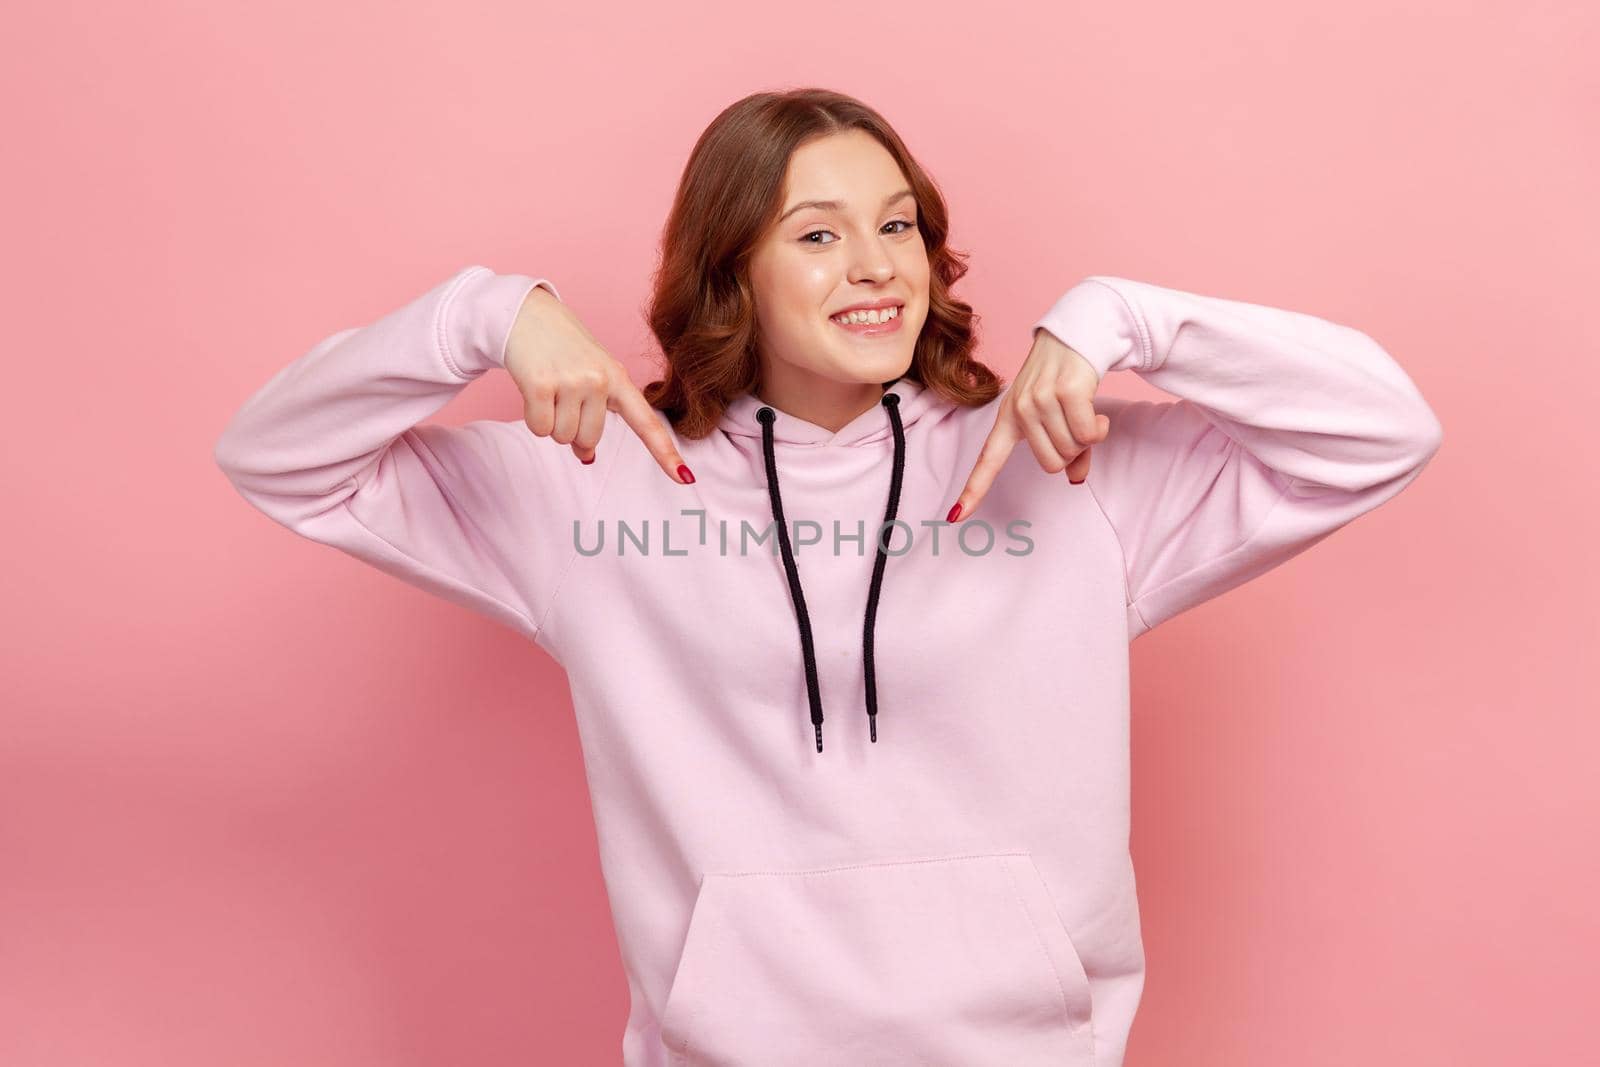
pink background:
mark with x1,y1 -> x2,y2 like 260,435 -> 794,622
4,1 -> 1595,1064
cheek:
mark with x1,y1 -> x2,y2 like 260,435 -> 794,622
758,269 -> 835,354
759,250 -> 828,300
796,260 -> 839,304
897,245 -> 931,289
774,267 -> 840,331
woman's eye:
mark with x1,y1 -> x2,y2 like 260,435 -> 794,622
802,220 -> 914,245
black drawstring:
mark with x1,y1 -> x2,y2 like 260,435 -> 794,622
865,392 -> 907,743
756,404 -> 824,752
757,390 -> 908,753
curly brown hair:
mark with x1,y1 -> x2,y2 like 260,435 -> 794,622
641,87 -> 1002,439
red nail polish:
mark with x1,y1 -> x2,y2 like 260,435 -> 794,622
581,456 -> 595,465
946,502 -> 962,523
678,464 -> 695,484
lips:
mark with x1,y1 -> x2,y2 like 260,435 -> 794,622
829,304 -> 904,335
829,300 -> 904,320
833,298 -> 902,312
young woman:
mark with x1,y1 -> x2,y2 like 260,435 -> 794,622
214,88 -> 1442,1066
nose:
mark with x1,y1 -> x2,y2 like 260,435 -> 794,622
847,236 -> 896,285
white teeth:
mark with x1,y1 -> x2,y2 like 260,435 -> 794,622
831,305 -> 899,325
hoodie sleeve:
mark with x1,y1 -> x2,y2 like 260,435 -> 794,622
213,264 -> 605,647
1031,275 -> 1444,642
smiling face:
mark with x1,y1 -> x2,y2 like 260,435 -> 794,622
747,129 -> 931,408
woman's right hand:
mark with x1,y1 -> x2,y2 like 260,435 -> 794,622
503,284 -> 694,483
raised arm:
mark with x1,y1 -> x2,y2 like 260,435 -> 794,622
1032,276 -> 1444,640
213,265 -> 606,646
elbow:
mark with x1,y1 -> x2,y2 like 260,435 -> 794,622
212,418 -> 258,490
212,423 -> 243,485
211,417 -> 287,504
212,424 -> 339,534
1354,329 -> 1444,472
1404,403 -> 1444,472
212,414 -> 367,532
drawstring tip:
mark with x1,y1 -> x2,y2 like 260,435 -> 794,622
815,723 -> 824,753
869,713 -> 877,743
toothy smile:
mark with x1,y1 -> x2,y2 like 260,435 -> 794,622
829,305 -> 901,326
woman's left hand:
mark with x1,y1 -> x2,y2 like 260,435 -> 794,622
946,328 -> 1110,523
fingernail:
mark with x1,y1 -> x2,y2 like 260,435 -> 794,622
1069,477 -> 1084,485
946,502 -> 962,523
678,464 -> 695,484
581,455 -> 595,465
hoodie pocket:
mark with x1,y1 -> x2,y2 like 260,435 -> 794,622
658,850 -> 1096,1066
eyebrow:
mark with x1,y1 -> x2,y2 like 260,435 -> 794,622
778,187 -> 915,223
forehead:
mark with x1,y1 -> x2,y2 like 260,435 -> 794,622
781,130 -> 908,208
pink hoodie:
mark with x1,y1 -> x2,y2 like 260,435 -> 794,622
214,264 -> 1442,1066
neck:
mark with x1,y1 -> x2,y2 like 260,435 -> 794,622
755,361 -> 892,434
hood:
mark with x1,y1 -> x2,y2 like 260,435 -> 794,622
715,376 -> 943,754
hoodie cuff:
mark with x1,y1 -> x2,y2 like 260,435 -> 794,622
1029,276 -> 1151,384
441,266 -> 565,379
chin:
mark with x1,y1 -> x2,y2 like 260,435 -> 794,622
881,355 -> 915,382
816,345 -> 914,384
842,358 -> 912,386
